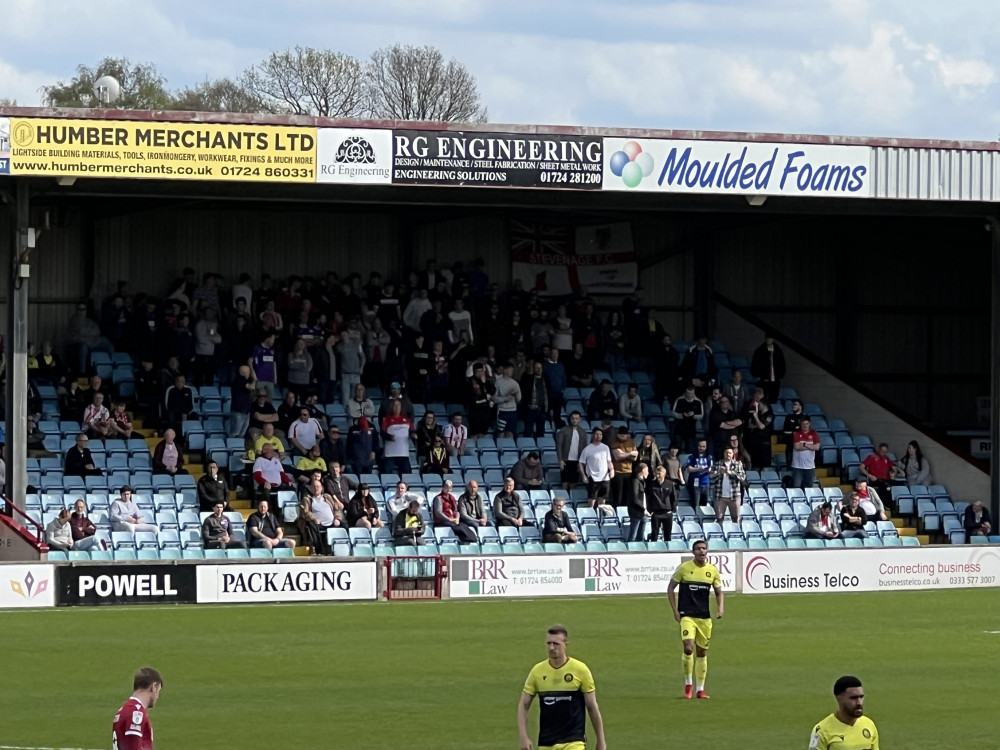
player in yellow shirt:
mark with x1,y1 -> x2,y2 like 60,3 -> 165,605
810,675 -> 879,750
517,624 -> 607,750
667,539 -> 723,699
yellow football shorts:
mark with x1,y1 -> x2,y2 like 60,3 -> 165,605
679,616 -> 712,649
539,743 -> 586,750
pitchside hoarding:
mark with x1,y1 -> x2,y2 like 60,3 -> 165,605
742,546 -> 1000,594
0,564 -> 55,608
448,552 -> 737,599
196,562 -> 377,604
58,565 -> 197,606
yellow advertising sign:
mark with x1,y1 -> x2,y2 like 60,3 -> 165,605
2,118 -> 317,183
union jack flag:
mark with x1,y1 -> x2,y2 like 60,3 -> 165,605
508,220 -> 572,261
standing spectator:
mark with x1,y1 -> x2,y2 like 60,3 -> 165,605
298,475 -> 341,554
603,310 -> 627,371
723,370 -> 751,417
664,445 -> 685,488
653,334 -> 680,403
247,500 -> 294,550
686,440 -> 713,508
193,309 -> 222,386
337,324 -> 366,408
780,399 -> 805,464
232,273 -> 254,312
566,342 -> 595,389
393,498 -> 426,546
415,411 -> 442,460
610,427 -> 638,508
276,391 -> 300,436
152,429 -> 186,476
896,440 -> 933,487
511,452 -> 544,491
964,500 -> 993,543
314,332 -> 339,405
519,361 -> 550,439
69,499 -> 106,551
347,485 -> 384,529
726,434 -> 753,472
636,433 -> 663,474
347,417 -> 379,474
493,362 -> 522,439
252,443 -> 295,507
839,492 -> 869,539
65,302 -> 102,375
805,502 -> 840,540
587,380 -> 618,422
542,348 -> 567,429
750,333 -> 786,405
82,392 -> 112,439
60,379 -> 87,422
197,461 -> 232,513
710,447 -> 746,524
403,288 -> 432,333
421,435 -> 451,477
681,336 -> 718,395
109,486 -> 157,533
578,428 -> 614,510
202,501 -> 247,550
619,383 -> 643,423
346,383 -> 376,426
229,365 -> 256,438
433,479 -> 476,542
708,395 -> 743,459
288,407 -> 324,455
550,305 -> 573,352
443,412 -> 468,458
855,478 -> 888,522
64,434 -> 103,478
467,380 -> 496,439
380,400 -> 414,474
45,509 -> 75,551
743,388 -> 774,470
860,443 -> 902,508
135,360 -> 161,426
556,411 -> 588,491
248,390 -> 279,437
627,462 -> 651,542
286,338 -> 314,392
791,417 -> 820,490
249,333 -> 279,401
542,497 -> 578,544
163,375 -> 198,432
379,382 -> 416,423
646,464 -> 677,542
671,384 -> 704,454
458,480 -> 489,530
493,477 -> 530,527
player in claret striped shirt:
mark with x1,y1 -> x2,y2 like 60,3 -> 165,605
112,667 -> 162,750
518,625 -> 607,750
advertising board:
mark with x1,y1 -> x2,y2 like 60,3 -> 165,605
196,561 -> 378,603
58,564 -> 197,606
0,564 -> 55,608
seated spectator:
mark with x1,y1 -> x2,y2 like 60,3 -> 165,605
302,393 -> 328,430
247,499 -> 294,550
202,501 -> 247,550
636,433 -> 663,474
619,383 -> 643,422
346,383 -> 376,425
60,379 -> 87,422
646,464 -> 677,542
421,435 -> 451,476
253,423 -> 286,461
709,447 -> 745,524
70,498 -> 107,551
393,499 -> 425,546
859,442 -> 902,509
197,461 -> 232,513
457,479 -> 488,530
152,428 -> 187,476
288,406 -> 324,455
319,424 -> 345,468
249,389 -> 279,438
45,508 -> 75,551
896,440 -> 933,488
511,451 -> 544,491
443,412 -> 468,457
565,342 -> 594,388
252,443 -> 295,507
26,415 -> 55,458
433,479 -> 477,543
805,501 -> 841,540
276,390 -> 300,436
83,374 -> 115,404
380,400 -> 414,475
163,374 -> 198,431
839,492 -> 869,539
347,417 -> 380,474
415,411 -> 442,459
109,486 -> 157,533
493,477 -> 531,527
323,462 -> 357,507
295,444 -> 328,482
964,500 -> 993,543
106,400 -> 134,441
387,481 -> 423,518
855,478 -> 887,522
82,392 -> 113,439
64,434 -> 103,477
542,497 -> 578,544
298,474 -> 342,555
587,379 -> 618,422
346,484 -> 384,529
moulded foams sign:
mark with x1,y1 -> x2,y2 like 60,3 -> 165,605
448,553 -> 738,598
0,564 -> 55,608
742,547 -> 1000,594
602,138 -> 872,197
196,562 -> 377,603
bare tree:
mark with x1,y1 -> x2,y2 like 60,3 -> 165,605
40,57 -> 172,109
172,78 -> 268,113
240,46 -> 367,117
367,44 -> 486,123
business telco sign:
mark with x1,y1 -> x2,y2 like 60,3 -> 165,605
602,138 -> 872,197
448,552 -> 737,599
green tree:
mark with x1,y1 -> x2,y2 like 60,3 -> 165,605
240,46 -> 366,117
40,57 -> 172,109
172,78 -> 268,113
367,44 -> 486,122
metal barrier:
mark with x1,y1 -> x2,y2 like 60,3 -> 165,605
383,555 -> 447,600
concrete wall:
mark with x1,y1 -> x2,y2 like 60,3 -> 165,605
715,303 -> 990,503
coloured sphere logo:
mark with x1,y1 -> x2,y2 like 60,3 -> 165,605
609,140 -> 654,188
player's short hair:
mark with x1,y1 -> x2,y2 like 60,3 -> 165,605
691,539 -> 707,551
547,624 -> 568,639
134,667 -> 163,690
833,675 -> 862,695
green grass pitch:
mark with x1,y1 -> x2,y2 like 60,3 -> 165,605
2,589 -> 998,749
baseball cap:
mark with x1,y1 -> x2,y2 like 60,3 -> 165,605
390,382 -> 402,390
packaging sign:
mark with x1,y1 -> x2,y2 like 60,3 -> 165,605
196,562 -> 377,603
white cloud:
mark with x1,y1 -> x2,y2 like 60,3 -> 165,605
0,59 -> 50,105
923,45 -> 996,98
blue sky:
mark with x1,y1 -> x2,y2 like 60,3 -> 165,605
3,0 -> 998,140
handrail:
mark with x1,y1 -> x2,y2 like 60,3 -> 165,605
2,497 -> 49,552
715,293 -> 989,472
